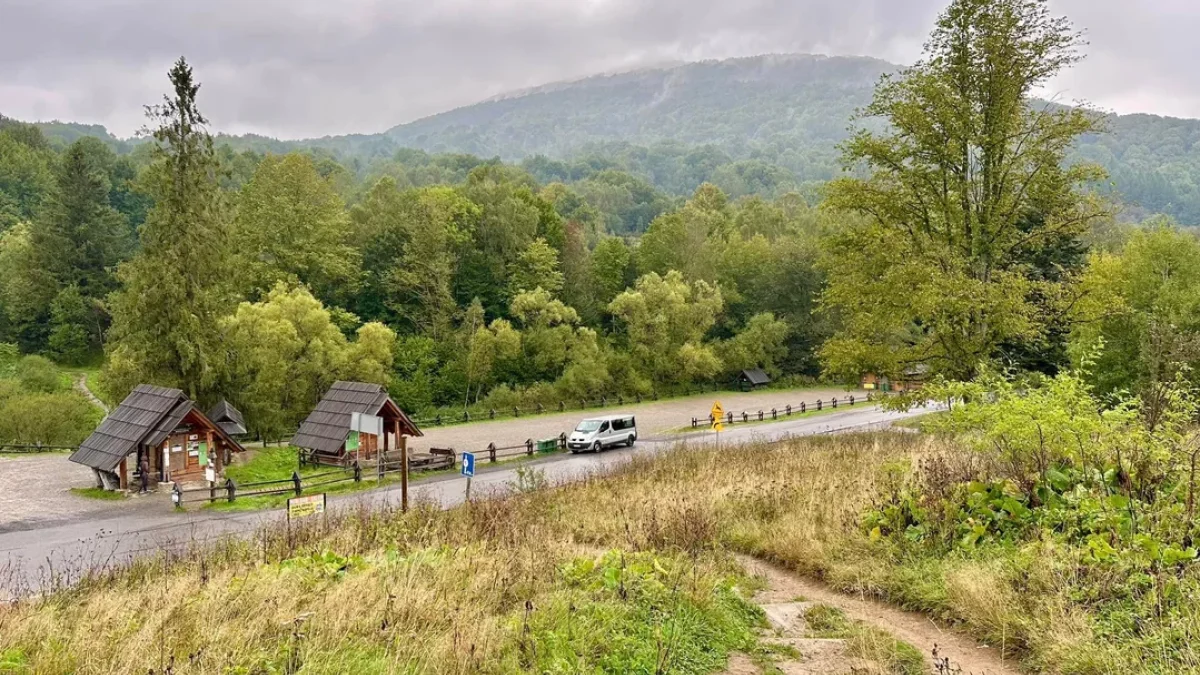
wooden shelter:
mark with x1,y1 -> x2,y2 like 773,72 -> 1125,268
861,365 -> 929,393
208,399 -> 248,437
292,381 -> 422,466
70,385 -> 245,491
737,368 -> 772,391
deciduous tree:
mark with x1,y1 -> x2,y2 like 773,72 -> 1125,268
821,0 -> 1105,382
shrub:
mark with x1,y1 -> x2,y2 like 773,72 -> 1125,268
14,355 -> 61,393
0,391 -> 101,444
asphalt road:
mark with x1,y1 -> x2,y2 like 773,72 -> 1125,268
0,403 -> 929,598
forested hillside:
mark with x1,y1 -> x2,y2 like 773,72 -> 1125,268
16,53 -> 1200,223
0,70 -> 827,443
4,31 -> 1200,443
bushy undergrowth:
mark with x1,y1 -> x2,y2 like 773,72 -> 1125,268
0,350 -> 101,444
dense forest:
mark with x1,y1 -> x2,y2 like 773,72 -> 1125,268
0,73 -> 828,442
21,53 -> 1200,225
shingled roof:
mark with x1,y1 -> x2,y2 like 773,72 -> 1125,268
70,385 -> 190,472
739,368 -> 772,386
208,399 -> 247,437
292,381 -> 422,455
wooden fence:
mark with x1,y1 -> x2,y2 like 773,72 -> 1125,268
689,395 -> 864,429
172,467 -> 362,506
409,394 -> 672,428
0,443 -> 77,454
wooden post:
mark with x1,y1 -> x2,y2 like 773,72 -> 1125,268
119,456 -> 128,490
397,419 -> 408,513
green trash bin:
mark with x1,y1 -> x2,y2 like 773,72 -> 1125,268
537,438 -> 559,453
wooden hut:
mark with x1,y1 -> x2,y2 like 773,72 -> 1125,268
208,399 -> 248,437
70,385 -> 245,491
292,381 -> 422,466
861,365 -> 929,393
737,368 -> 771,391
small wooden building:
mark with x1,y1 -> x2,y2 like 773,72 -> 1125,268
861,365 -> 929,393
70,385 -> 245,491
208,399 -> 248,438
738,368 -> 771,391
292,381 -> 422,466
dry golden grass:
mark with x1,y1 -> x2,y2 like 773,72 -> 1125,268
4,431 -> 1195,673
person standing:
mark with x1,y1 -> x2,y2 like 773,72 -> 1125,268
139,455 -> 150,493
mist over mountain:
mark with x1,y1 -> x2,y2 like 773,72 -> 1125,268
16,53 -> 1200,222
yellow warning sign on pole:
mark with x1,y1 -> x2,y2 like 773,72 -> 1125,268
711,401 -> 724,432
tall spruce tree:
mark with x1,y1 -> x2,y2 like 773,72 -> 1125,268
30,138 -> 130,359
106,57 -> 231,399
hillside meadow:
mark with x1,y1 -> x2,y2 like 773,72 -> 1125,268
1,427 -> 1196,673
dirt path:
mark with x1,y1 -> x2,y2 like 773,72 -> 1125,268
73,373 -> 109,416
733,556 -> 1021,675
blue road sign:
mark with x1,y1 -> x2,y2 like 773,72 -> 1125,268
461,452 -> 476,477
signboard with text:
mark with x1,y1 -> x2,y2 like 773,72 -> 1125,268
287,493 -> 326,521
461,452 -> 476,477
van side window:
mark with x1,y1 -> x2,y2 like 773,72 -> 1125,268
600,421 -> 610,432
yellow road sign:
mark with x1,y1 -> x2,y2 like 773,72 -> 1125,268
711,401 -> 723,430
714,422 -> 724,433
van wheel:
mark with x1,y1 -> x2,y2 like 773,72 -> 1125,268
626,435 -> 635,447
593,441 -> 602,453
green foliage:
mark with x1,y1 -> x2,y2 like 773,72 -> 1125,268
47,285 -> 96,365
1072,221 -> 1200,399
0,222 -> 52,350
231,153 -> 358,302
216,284 -> 395,439
590,236 -> 633,308
609,271 -> 724,387
637,184 -> 729,282
504,550 -> 761,674
0,122 -> 54,226
510,237 -> 564,297
32,137 -> 130,297
14,355 -> 62,393
873,367 -> 1200,586
821,0 -> 1105,382
718,313 -> 790,378
0,388 -> 101,444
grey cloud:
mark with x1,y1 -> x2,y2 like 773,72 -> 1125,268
0,0 -> 1193,139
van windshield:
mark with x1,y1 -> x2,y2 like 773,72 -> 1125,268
575,420 -> 602,432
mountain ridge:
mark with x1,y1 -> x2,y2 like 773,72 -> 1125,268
10,53 -> 1200,222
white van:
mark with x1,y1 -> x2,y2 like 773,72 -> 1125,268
568,414 -> 637,453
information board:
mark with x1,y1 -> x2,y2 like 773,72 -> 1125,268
288,493 -> 326,521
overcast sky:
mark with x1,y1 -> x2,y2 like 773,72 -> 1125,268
1,0 -> 1198,140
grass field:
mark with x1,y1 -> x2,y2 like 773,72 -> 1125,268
3,431 -> 1191,673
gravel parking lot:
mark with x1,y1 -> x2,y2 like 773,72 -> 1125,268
411,386 -> 853,455
0,454 -> 141,531
0,386 -> 855,531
